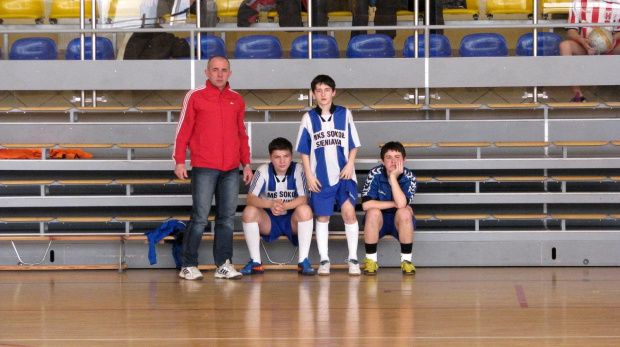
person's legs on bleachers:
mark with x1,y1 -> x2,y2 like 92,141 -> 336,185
350,0 -> 369,38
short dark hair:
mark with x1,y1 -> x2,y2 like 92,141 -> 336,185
311,74 -> 336,92
268,137 -> 293,154
380,141 -> 406,160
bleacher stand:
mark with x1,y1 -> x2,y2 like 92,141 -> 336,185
516,32 -> 562,56
290,34 -> 340,59
233,35 -> 283,59
346,34 -> 396,58
485,0 -> 534,19
0,0 -> 45,24
65,37 -> 116,60
9,37 -> 58,60
184,35 -> 227,59
403,34 -> 452,57
459,33 -> 508,57
49,0 -> 99,24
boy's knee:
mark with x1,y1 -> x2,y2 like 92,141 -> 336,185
294,204 -> 313,221
242,205 -> 260,223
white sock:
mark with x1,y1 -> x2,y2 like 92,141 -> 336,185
316,220 -> 330,262
345,221 -> 359,261
242,222 -> 261,264
297,219 -> 313,263
401,253 -> 412,263
366,252 -> 378,262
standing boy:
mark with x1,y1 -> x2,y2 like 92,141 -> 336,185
361,141 -> 417,275
240,137 -> 317,276
295,74 -> 362,276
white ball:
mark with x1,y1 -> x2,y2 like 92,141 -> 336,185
588,27 -> 614,54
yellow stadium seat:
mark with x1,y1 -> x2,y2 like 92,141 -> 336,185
106,0 -> 142,23
541,0 -> 572,19
216,0 -> 244,18
50,0 -> 100,24
444,0 -> 480,19
0,0 -> 45,24
486,0 -> 533,19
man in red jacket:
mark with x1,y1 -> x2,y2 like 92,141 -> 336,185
173,56 -> 253,280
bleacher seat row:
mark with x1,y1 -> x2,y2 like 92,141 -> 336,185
5,32 -> 564,60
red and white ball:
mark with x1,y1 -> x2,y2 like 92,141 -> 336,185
588,27 -> 614,54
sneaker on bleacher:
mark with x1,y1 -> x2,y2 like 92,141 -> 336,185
215,259 -> 243,279
317,260 -> 331,275
570,93 -> 587,103
401,260 -> 416,275
240,259 -> 264,275
348,259 -> 361,276
179,266 -> 203,280
363,258 -> 379,275
297,258 -> 317,276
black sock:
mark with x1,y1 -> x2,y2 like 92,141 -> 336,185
400,242 -> 413,254
365,242 -> 378,254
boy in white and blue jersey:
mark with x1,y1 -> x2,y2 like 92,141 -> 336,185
241,137 -> 316,275
295,74 -> 362,276
361,141 -> 417,275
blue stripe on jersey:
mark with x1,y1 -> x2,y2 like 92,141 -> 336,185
309,108 -> 324,133
249,170 -> 263,196
297,127 -> 312,155
287,163 -> 297,191
314,146 -> 328,185
267,163 -> 277,192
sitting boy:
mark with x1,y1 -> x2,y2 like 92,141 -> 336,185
361,141 -> 417,275
240,137 -> 316,275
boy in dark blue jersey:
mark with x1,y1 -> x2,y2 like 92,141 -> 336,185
295,75 -> 362,276
241,137 -> 316,275
361,141 -> 417,275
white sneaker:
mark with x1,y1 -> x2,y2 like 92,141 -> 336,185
348,259 -> 361,276
179,266 -> 203,280
214,260 -> 243,279
317,260 -> 330,276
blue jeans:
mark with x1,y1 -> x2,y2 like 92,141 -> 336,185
182,167 -> 239,267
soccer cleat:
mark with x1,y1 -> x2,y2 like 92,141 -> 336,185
363,258 -> 379,275
240,259 -> 264,275
348,259 -> 361,276
401,260 -> 416,275
214,259 -> 243,279
179,266 -> 203,280
297,258 -> 317,276
317,260 -> 331,276
570,93 -> 587,103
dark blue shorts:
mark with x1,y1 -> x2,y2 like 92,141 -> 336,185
262,209 -> 298,246
364,212 -> 417,241
309,179 -> 358,217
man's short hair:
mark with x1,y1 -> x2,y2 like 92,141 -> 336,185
268,137 -> 293,154
380,141 -> 407,160
207,55 -> 229,69
311,74 -> 336,92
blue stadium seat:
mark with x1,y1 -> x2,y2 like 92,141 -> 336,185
9,37 -> 58,60
65,37 -> 115,60
184,35 -> 227,59
516,32 -> 562,56
459,33 -> 508,57
234,35 -> 282,59
346,34 -> 395,58
403,34 -> 452,57
290,34 -> 339,59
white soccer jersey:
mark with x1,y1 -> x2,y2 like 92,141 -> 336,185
295,104 -> 361,187
247,162 -> 308,215
568,0 -> 620,37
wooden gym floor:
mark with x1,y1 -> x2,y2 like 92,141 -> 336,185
1,267 -> 619,346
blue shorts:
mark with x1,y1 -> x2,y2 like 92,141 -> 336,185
262,209 -> 298,246
363,212 -> 417,241
309,179 -> 358,217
